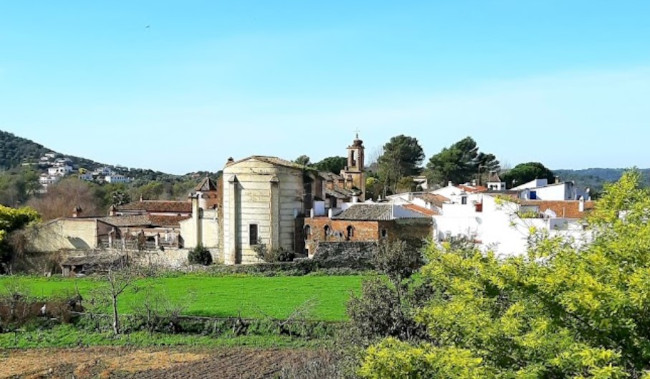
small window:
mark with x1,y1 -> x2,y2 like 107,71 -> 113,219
381,229 -> 388,239
461,196 -> 467,205
346,225 -> 354,239
324,225 -> 330,236
530,191 -> 537,200
304,225 -> 311,238
249,224 -> 258,246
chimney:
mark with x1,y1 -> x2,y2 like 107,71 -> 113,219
108,205 -> 117,217
555,176 -> 560,184
448,181 -> 453,187
352,195 -> 359,204
579,196 -> 585,212
226,157 -> 235,166
328,208 -> 333,219
72,206 -> 82,218
471,179 -> 477,186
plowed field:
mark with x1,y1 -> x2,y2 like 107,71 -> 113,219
1,347 -> 332,378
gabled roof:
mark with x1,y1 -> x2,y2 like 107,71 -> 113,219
117,200 -> 192,214
195,177 -> 218,192
487,172 -> 503,183
319,171 -> 343,181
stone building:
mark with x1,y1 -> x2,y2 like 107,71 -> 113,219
220,135 -> 367,265
179,177 -> 221,251
303,203 -> 434,258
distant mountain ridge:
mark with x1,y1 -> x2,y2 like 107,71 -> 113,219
554,168 -> 650,193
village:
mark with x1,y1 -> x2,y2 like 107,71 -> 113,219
22,134 -> 594,275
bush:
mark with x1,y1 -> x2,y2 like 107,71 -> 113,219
188,245 -> 213,266
253,243 -> 295,263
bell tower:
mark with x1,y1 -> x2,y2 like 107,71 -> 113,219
342,133 -> 365,200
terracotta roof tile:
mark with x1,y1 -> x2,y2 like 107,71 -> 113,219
458,184 -> 488,193
520,200 -> 594,219
117,200 -> 191,214
416,193 -> 450,207
402,204 -> 438,216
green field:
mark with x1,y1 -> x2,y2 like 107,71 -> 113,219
0,274 -> 365,321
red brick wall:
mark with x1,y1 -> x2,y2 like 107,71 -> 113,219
302,217 -> 432,257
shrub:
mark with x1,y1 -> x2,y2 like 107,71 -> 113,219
188,245 -> 213,266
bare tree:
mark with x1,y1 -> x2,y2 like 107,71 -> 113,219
27,178 -> 102,220
92,264 -> 139,335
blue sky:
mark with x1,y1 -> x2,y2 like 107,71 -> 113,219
1,1 -> 649,174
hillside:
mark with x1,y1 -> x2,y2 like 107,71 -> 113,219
0,130 -> 179,181
554,168 -> 650,194
0,131 -> 50,170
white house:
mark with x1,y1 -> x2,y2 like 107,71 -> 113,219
432,192 -> 593,257
513,178 -> 589,201
105,174 -> 131,184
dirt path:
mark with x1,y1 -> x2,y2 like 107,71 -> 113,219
0,347 -> 330,378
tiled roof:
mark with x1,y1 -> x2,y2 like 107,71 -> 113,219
326,187 -> 356,199
319,171 -> 343,181
333,204 -> 394,220
520,200 -> 594,219
487,172 -> 502,183
458,184 -> 488,193
117,200 -> 192,214
195,177 -> 218,192
416,193 -> 450,207
99,215 -> 152,227
149,215 -> 191,228
333,204 -> 430,221
402,204 -> 438,216
100,214 -> 190,228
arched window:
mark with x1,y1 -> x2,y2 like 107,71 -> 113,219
324,225 -> 330,237
346,225 -> 355,239
304,225 -> 311,238
381,229 -> 388,239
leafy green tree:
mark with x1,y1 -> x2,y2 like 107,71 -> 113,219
426,136 -> 499,186
313,156 -> 347,174
358,170 -> 650,378
294,155 -> 311,166
501,161 -> 555,188
0,205 -> 40,272
377,135 -> 425,194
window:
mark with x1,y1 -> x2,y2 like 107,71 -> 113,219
461,196 -> 467,205
381,229 -> 388,239
304,225 -> 311,238
324,225 -> 330,237
530,191 -> 537,200
346,225 -> 354,239
249,224 -> 258,246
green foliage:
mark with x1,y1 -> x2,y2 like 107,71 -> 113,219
358,170 -> 650,378
188,245 -> 213,266
294,155 -> 311,166
0,205 -> 40,271
425,136 -> 500,186
0,167 -> 40,207
377,135 -> 425,193
502,161 -> 555,188
253,243 -> 295,263
313,156 -> 347,174
0,274 -> 364,321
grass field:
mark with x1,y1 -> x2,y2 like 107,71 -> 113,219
0,274 -> 365,321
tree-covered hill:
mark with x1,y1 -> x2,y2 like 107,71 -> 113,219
0,131 -> 50,170
554,168 -> 650,194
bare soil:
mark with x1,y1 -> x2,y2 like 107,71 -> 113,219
0,347 -> 331,378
